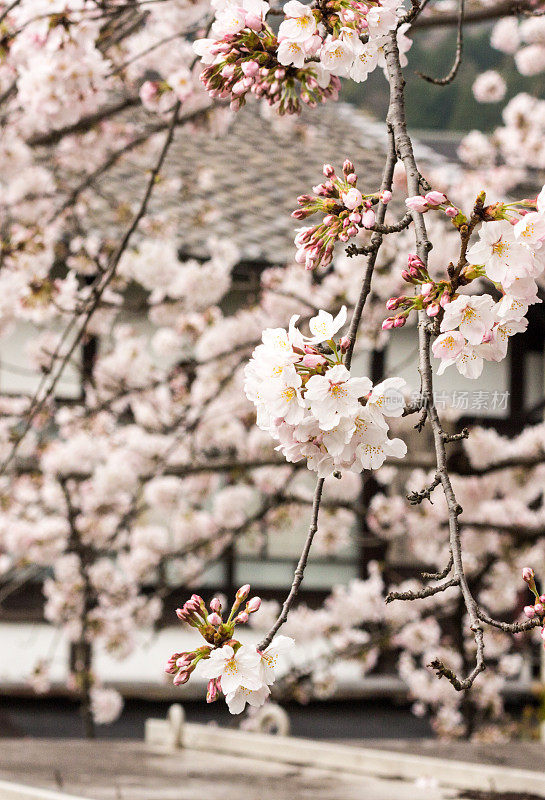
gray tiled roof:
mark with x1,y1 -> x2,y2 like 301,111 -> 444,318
101,100 -> 452,264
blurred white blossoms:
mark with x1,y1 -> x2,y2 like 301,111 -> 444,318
472,71 -> 506,104
90,687 -> 124,725
244,307 -> 407,477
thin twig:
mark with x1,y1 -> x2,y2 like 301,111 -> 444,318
417,0 -> 465,85
257,477 -> 325,651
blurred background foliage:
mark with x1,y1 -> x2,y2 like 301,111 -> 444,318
342,24 -> 545,131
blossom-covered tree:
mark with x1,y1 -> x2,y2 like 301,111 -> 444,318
2,0 -> 545,740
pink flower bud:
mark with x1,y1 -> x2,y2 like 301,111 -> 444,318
221,64 -> 236,79
323,164 -> 335,177
210,597 -> 222,613
361,209 -> 376,229
207,612 -> 222,626
522,567 -> 535,584
393,316 -> 406,328
426,303 -> 440,317
176,608 -> 187,621
405,196 -> 429,213
346,225 -> 358,237
445,206 -> 458,218
246,596 -> 262,613
424,191 -> 447,207
386,297 -> 400,311
173,669 -> 190,686
524,605 -> 536,618
291,209 -> 306,220
381,190 -> 392,204
421,282 -> 434,296
245,12 -> 262,30
347,173 -> 357,185
323,214 -> 335,226
440,293 -> 451,308
232,79 -> 246,96
382,318 -> 395,330
206,678 -> 218,703
349,212 -> 361,224
342,188 -> 363,211
407,254 -> 425,270
236,584 -> 251,601
302,354 -> 327,368
401,270 -> 413,283
343,159 -> 355,175
242,60 -> 259,77
339,336 -> 350,353
535,603 -> 544,615
234,611 -> 249,624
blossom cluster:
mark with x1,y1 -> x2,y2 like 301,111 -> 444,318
292,160 -> 391,270
244,306 -> 407,477
385,186 -> 545,379
275,0 -> 408,83
193,0 -> 408,114
194,0 -> 340,114
166,585 -> 294,714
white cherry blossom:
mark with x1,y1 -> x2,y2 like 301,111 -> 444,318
467,220 -> 533,283
225,684 -> 271,715
440,294 -> 496,345
278,1 -> 317,43
259,635 -> 295,685
261,366 -> 306,425
437,345 -> 484,379
306,305 -> 347,344
201,644 -> 263,694
432,330 -> 466,362
367,377 -> 407,420
305,364 -> 372,430
320,37 -> 354,76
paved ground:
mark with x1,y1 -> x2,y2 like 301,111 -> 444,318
0,739 -> 456,800
363,738 -> 545,773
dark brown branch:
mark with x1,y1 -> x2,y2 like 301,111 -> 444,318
422,551 -> 454,581
386,576 -> 459,603
417,0 -> 465,85
476,608 -> 542,633
257,477 -> 325,651
26,96 -> 141,148
384,29 -> 485,692
412,0 -> 540,28
407,473 -> 440,505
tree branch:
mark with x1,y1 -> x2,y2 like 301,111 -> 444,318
383,29 -> 486,692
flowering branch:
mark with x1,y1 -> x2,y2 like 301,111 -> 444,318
382,29 -> 487,692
